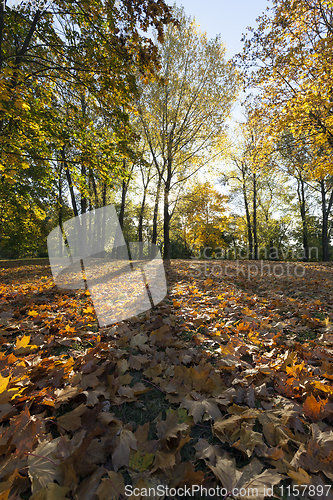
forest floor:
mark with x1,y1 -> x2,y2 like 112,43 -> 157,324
0,259 -> 333,499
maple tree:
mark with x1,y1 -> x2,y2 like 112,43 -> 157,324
175,181 -> 230,256
0,0 -> 176,258
239,0 -> 333,179
137,6 -> 238,259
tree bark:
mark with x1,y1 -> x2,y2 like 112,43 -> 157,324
297,173 -> 309,261
81,165 -> 87,214
62,147 -> 78,218
320,180 -> 333,261
242,166 -> 253,259
138,188 -> 147,259
253,172 -> 258,259
152,174 -> 162,245
163,166 -> 172,260
119,179 -> 127,230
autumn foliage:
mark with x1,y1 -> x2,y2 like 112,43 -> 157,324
0,260 -> 333,498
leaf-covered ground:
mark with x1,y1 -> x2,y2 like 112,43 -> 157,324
1,259 -> 333,499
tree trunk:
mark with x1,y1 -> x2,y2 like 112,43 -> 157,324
81,164 -> 87,214
138,189 -> 147,259
242,179 -> 253,259
58,171 -> 63,258
297,174 -> 309,261
152,174 -> 162,245
253,172 -> 258,259
321,181 -> 330,261
163,168 -> 172,260
62,147 -> 78,218
119,179 -> 127,230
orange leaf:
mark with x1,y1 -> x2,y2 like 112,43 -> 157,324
303,394 -> 328,422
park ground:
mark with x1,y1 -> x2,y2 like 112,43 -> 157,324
0,260 -> 333,499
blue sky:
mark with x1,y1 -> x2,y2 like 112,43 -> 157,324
173,0 -> 271,58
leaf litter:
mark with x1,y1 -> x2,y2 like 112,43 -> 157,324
0,260 -> 333,498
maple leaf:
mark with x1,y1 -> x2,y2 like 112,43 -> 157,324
151,450 -> 176,472
74,467 -> 105,500
28,310 -> 39,318
29,483 -> 70,499
129,450 -> 154,472
96,471 -> 125,500
130,332 -> 148,348
83,306 -> 94,314
208,452 -> 242,491
213,410 -> 259,444
232,422 -> 264,457
209,455 -> 283,500
291,424 -> 333,481
194,438 -> 225,466
112,428 -> 137,471
303,394 -> 328,422
0,374 -> 10,394
288,467 -> 311,485
15,335 -> 31,349
180,394 -> 222,423
27,437 -> 63,493
156,411 -> 190,440
57,404 -> 87,432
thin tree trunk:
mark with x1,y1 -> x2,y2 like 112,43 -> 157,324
102,182 -> 107,207
163,167 -> 172,260
242,176 -> 253,259
81,165 -> 87,214
253,172 -> 258,260
91,174 -> 98,208
321,180 -> 331,262
62,147 -> 78,218
58,171 -> 63,258
119,159 -> 134,230
297,174 -> 309,261
119,179 -> 127,230
138,188 -> 148,259
152,174 -> 162,246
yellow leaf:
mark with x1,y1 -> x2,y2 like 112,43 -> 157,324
83,306 -> 94,314
0,374 -> 10,394
28,310 -> 39,317
15,335 -> 30,349
288,467 -> 311,485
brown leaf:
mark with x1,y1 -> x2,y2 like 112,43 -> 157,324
237,468 -> 283,500
96,471 -> 125,500
27,437 -> 63,494
156,411 -> 190,440
194,438 -> 225,466
208,453 -> 242,491
151,450 -> 176,472
180,395 -> 222,423
29,483 -> 70,500
112,429 -> 137,472
232,423 -> 264,457
57,404 -> 86,432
